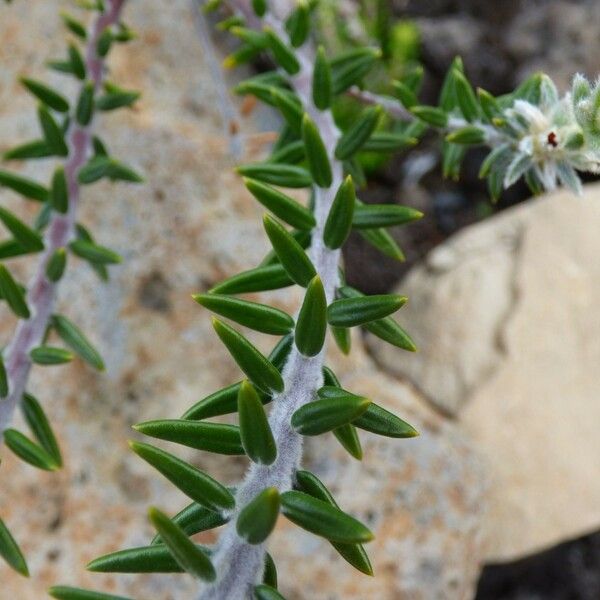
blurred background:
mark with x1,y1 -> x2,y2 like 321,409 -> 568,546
0,0 -> 599,598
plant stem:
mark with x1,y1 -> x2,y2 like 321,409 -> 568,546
0,0 -> 127,436
198,3 -> 343,599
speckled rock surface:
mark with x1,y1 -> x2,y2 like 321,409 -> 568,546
370,186 -> 600,562
0,1 -> 487,599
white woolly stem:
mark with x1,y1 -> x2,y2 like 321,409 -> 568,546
0,0 -> 127,436
198,3 -> 343,599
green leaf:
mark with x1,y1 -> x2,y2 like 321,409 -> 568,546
323,175 -> 355,250
46,247 -> 68,282
251,0 -> 267,16
0,206 -> 44,252
410,105 -> 448,128
292,388 -> 370,435
21,78 -> 69,112
237,487 -> 280,544
294,275 -> 327,357
327,294 -> 407,327
438,57 -> 462,110
88,543 -> 202,573
70,239 -> 122,265
313,46 -> 332,110
51,314 -> 105,370
4,428 -> 60,470
339,286 -> 416,351
38,105 -> 68,156
259,229 -> 310,266
453,70 -> 480,122
333,424 -> 362,460
193,293 -> 294,336
477,87 -> 501,122
97,29 -> 113,57
280,490 -> 374,543
270,88 -> 303,133
0,264 -> 30,318
67,43 -> 86,79
263,214 -> 316,287
269,140 -> 305,165
264,27 -> 300,74
330,324 -> 351,355
335,106 -> 382,160
210,263 -> 294,295
285,2 -> 310,47
244,178 -> 315,230
294,471 -> 372,575
238,380 -> 277,465
22,393 -> 62,466
0,516 -> 28,576
302,114 -> 332,188
330,48 -> 381,95
393,80 -> 418,108
151,502 -> 228,545
129,441 -> 235,511
30,345 -> 73,365
362,132 -> 417,153
148,507 -> 216,581
263,553 -> 278,588
237,163 -> 311,188
76,81 -> 95,126
352,204 -> 423,229
352,403 -> 419,438
254,585 -> 286,600
446,125 -> 486,145
96,83 -> 140,111
60,12 -> 87,38
442,141 -> 466,180
51,167 -> 69,213
213,318 -> 284,393
77,156 -> 143,184
0,170 -> 48,202
0,356 -> 7,398
134,419 -> 243,455
49,587 -> 131,600
3,139 -> 51,161
358,227 -> 404,261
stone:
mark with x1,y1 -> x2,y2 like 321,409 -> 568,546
369,185 -> 600,561
0,1 -> 487,599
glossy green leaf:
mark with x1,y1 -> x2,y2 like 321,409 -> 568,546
330,324 -> 351,355
134,419 -> 243,455
68,43 -> 86,79
330,48 -> 381,95
30,345 -> 73,365
264,27 -> 300,74
0,265 -> 30,318
46,248 -> 67,282
251,0 -> 267,16
453,70 -> 480,122
22,393 -> 62,466
51,167 -> 69,213
237,487 -> 280,544
148,507 -> 216,581
446,125 -> 486,145
333,424 -> 363,460
38,105 -> 68,156
477,87 -> 501,122
49,587 -> 131,600
237,163 -> 311,188
362,132 -> 417,153
194,293 -> 294,336
263,553 -> 278,588
60,12 -> 87,38
313,46 -> 332,110
3,139 -> 51,161
0,170 -> 48,202
263,214 -> 316,287
210,263 -> 294,295
260,228 -> 311,266
327,294 -> 407,327
393,80 -> 418,108
213,318 -> 284,393
78,155 -> 143,184
268,140 -> 305,165
96,30 -> 113,57
280,490 -> 374,543
0,516 -> 28,576
70,239 -> 122,265
0,356 -> 7,398
0,206 -> 44,252
254,585 -> 286,600
76,81 -> 95,126
4,428 -> 60,470
151,502 -> 229,545
96,83 -> 140,111
353,403 -> 419,438
21,77 -> 69,112
335,106 -> 382,160
129,441 -> 235,511
295,275 -> 327,357
285,2 -> 309,47
302,114 -> 332,188
352,204 -> 423,229
292,389 -> 370,435
410,105 -> 448,128
270,88 -> 303,133
358,227 -> 404,261
244,178 -> 315,230
323,175 -> 355,249
51,314 -> 105,370
294,470 -> 372,575
238,380 -> 277,465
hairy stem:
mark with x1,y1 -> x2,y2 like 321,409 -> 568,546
0,0 -> 126,436
198,3 -> 343,599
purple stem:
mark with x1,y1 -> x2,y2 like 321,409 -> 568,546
0,0 -> 127,435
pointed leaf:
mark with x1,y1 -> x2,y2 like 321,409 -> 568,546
313,46 -> 332,110
264,27 -> 300,74
323,175 -> 355,249
331,47 -> 381,95
0,517 -> 28,576
358,227 -> 404,261
254,585 -> 286,600
21,78 -> 69,112
237,487 -> 280,544
50,167 -> 69,213
22,393 -> 62,466
129,441 -> 235,511
238,380 -> 277,465
327,294 -> 407,327
210,263 -> 294,295
29,346 -> 73,365
0,356 -> 7,398
353,403 -> 419,438
0,265 -> 30,318
51,314 -> 105,370
237,163 -> 311,188
454,70 -> 480,122
294,275 -> 327,357
134,419 -> 243,455
3,428 -> 59,470
46,248 -> 68,282
330,324 -> 351,355
0,206 -> 44,252
263,214 -> 316,287
280,490 -> 374,543
335,106 -> 382,160
38,105 -> 68,156
76,81 -> 95,126
148,507 -> 216,581
302,114 -> 332,188
70,239 -> 121,264
410,105 -> 448,128
333,424 -> 363,460
263,553 -> 278,588
285,2 -> 309,47
352,204 -> 423,229
49,587 -> 131,600
3,139 -> 51,161
0,170 -> 48,202
194,293 -> 294,335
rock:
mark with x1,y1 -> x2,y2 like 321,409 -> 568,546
0,1 -> 487,599
369,185 -> 600,561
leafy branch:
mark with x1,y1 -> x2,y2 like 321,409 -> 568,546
0,0 -> 140,576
